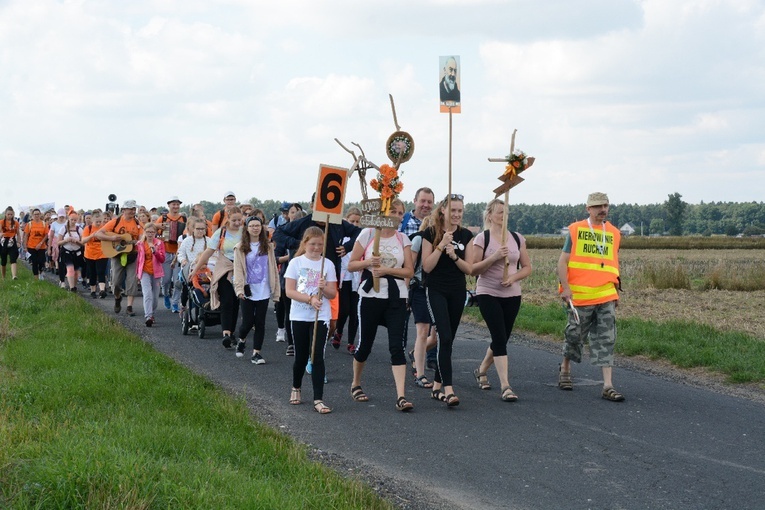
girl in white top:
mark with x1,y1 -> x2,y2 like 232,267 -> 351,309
177,218 -> 211,310
347,199 -> 415,411
58,212 -> 85,292
233,216 -> 280,364
284,226 -> 337,414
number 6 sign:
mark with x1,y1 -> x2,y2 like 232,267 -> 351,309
314,164 -> 349,225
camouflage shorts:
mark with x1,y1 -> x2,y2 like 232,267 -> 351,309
563,300 -> 617,366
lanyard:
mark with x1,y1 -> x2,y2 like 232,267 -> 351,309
586,218 -> 606,268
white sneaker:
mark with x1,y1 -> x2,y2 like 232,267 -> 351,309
276,328 -> 286,342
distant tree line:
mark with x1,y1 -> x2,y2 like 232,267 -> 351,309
187,194 -> 765,237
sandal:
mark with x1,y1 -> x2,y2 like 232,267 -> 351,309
289,388 -> 302,405
558,364 -> 573,390
501,386 -> 518,402
431,389 -> 446,402
473,368 -> 491,390
601,387 -> 625,402
313,400 -> 332,414
351,385 -> 369,402
395,396 -> 414,412
414,375 -> 434,388
444,393 -> 460,407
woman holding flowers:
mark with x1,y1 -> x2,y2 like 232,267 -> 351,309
347,197 -> 414,411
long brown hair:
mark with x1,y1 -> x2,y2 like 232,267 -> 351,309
426,195 -> 464,248
240,216 -> 269,255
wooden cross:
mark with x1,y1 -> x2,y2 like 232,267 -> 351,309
487,129 -> 535,279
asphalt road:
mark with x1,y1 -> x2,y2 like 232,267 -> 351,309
77,284 -> 765,510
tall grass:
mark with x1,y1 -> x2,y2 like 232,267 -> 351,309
0,272 -> 390,509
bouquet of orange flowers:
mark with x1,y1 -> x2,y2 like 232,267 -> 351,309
369,164 -> 404,213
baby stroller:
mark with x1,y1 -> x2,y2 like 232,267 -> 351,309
180,266 -> 221,339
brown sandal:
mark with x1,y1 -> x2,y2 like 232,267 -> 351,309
289,388 -> 301,405
473,368 -> 491,390
501,386 -> 518,402
602,387 -> 625,402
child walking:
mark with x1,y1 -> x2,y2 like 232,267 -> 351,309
284,226 -> 337,414
136,223 -> 166,327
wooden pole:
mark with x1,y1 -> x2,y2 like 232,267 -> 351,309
311,214 -> 331,363
447,106 -> 453,229
502,129 -> 517,281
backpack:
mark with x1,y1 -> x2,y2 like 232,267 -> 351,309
480,229 -> 521,270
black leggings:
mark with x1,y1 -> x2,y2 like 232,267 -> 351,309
275,293 -> 286,329
290,320 -> 328,400
85,257 -> 107,285
28,248 -> 46,275
335,284 -> 359,344
354,297 -> 407,365
426,286 -> 466,386
237,298 -> 269,350
477,294 -> 521,357
217,276 -> 240,334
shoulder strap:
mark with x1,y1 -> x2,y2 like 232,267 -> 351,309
399,211 -> 412,232
217,226 -> 227,251
510,231 -> 521,270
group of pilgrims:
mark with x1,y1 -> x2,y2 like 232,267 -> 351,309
2,186 -> 624,414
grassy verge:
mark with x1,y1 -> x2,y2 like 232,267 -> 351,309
0,271 -> 390,509
463,302 -> 765,384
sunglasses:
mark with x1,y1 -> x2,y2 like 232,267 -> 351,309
246,216 -> 264,225
445,194 -> 464,201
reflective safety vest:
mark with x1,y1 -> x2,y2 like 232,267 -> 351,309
564,219 -> 620,306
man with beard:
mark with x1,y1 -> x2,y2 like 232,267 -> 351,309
439,56 -> 460,103
557,192 -> 625,402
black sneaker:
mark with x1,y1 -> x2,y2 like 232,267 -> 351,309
285,345 -> 295,356
99,290 -> 107,299
145,317 -> 154,327
235,340 -> 246,358
251,352 -> 265,365
114,296 -> 122,314
222,335 -> 233,349
126,306 -> 135,317
90,291 -> 97,299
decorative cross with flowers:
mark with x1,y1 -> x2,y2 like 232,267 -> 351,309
488,129 -> 535,278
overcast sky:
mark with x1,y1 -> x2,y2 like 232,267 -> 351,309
2,0 -> 764,212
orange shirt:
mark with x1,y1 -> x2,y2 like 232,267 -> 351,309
1,219 -> 19,239
142,240 -> 154,276
211,210 -> 228,231
100,215 -> 143,241
24,221 -> 49,249
83,224 -> 105,260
